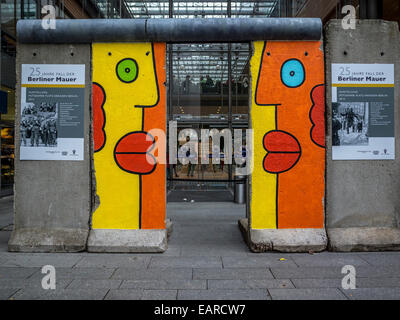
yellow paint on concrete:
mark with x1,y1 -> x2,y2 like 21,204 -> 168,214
92,43 -> 158,229
250,41 -> 277,229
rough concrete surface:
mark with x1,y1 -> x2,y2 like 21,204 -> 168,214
11,44 -> 92,252
87,229 -> 167,253
239,218 -> 327,253
328,227 -> 400,252
325,20 -> 400,250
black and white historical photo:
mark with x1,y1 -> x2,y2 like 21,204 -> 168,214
20,102 -> 58,148
332,102 -> 369,146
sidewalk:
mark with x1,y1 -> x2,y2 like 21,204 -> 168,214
0,197 -> 400,300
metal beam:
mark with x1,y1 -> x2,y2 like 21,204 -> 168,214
17,18 -> 322,43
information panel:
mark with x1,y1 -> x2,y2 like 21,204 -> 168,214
20,64 -> 85,160
332,64 -> 395,160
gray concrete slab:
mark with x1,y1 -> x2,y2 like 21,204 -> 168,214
181,244 -> 249,257
340,288 -> 400,300
193,268 -> 274,280
292,277 -> 400,289
66,279 -> 122,289
142,290 -> 178,300
74,255 -> 151,268
0,289 -> 20,300
290,253 -> 370,267
104,289 -> 143,300
10,288 -> 109,300
222,256 -> 298,268
121,279 -> 206,290
0,267 -> 39,279
1,253 -> 83,267
27,267 -> 115,280
178,289 -> 270,300
0,278 -> 72,289
149,257 -> 222,268
271,266 -> 400,279
325,20 -> 400,251
208,279 -> 294,289
112,268 -> 193,280
358,253 -> 400,266
269,288 -> 347,300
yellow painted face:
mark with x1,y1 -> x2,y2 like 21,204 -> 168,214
92,42 -> 160,230
93,42 -> 159,109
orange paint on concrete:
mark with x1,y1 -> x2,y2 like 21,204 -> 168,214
256,41 -> 325,229
141,42 -> 166,230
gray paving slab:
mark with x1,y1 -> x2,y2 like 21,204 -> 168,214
358,253 -> 400,267
66,279 -> 123,289
292,277 -> 400,289
0,278 -> 72,289
341,287 -> 400,300
269,288 -> 347,300
10,288 -> 109,300
0,288 -> 20,300
290,254 -> 370,267
112,268 -> 193,280
181,244 -> 249,257
142,290 -> 178,300
28,267 -> 116,280
74,255 -> 151,268
271,266 -> 400,279
121,279 -> 207,290
105,289 -> 143,300
193,268 -> 274,280
208,279 -> 294,289
178,289 -> 270,300
354,266 -> 400,278
0,267 -> 39,279
222,256 -> 298,268
149,256 -> 222,268
2,254 -> 84,268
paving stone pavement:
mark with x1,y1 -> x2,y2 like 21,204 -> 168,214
0,199 -> 400,300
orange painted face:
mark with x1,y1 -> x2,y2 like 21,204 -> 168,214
256,41 -> 324,108
254,41 -> 325,229
256,41 -> 325,174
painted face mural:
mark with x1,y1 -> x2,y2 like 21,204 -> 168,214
92,42 -> 166,230
251,41 -> 325,229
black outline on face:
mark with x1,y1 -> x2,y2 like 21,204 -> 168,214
93,82 -> 106,153
280,58 -> 306,89
135,43 -> 160,109
116,58 -> 139,83
255,42 -> 281,107
113,130 -> 157,176
262,130 -> 302,174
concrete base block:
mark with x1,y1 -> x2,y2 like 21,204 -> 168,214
8,228 -> 88,253
239,219 -> 327,253
328,227 -> 400,252
87,229 -> 167,253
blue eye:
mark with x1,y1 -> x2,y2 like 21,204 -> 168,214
281,59 -> 305,88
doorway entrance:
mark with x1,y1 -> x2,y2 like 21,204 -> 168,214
167,43 -> 250,203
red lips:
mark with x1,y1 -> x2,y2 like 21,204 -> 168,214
114,132 -> 157,174
263,131 -> 301,174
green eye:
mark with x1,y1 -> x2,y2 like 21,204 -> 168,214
116,58 -> 138,83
